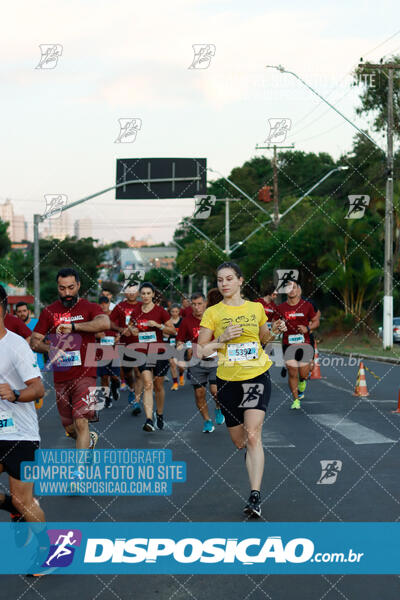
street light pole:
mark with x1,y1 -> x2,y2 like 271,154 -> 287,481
33,179 -> 154,317
269,63 -> 396,348
225,197 -> 230,254
229,167 -> 348,254
266,65 -> 382,150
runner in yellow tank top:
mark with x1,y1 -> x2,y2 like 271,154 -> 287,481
198,262 -> 286,518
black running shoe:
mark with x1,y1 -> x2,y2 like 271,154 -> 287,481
110,379 -> 120,402
143,418 -> 155,432
156,413 -> 164,430
243,492 -> 262,518
105,397 -> 112,408
281,367 -> 287,378
131,402 -> 141,416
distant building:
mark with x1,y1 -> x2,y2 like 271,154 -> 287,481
45,212 -> 70,240
74,218 -> 93,239
0,199 -> 27,242
119,248 -> 149,271
128,235 -> 148,248
139,246 -> 177,270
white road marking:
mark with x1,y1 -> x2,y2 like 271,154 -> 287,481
312,414 -> 396,445
317,380 -> 353,395
316,379 -> 394,402
262,431 -> 295,448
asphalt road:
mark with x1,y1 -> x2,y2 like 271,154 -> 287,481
1,351 -> 400,599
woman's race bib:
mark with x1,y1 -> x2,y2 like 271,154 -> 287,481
227,342 -> 258,362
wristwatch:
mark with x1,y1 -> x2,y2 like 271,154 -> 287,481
12,390 -> 20,403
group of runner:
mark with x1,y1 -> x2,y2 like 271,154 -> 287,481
0,262 -> 320,528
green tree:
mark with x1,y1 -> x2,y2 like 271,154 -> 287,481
0,220 -> 11,260
354,56 -> 400,136
39,237 -> 105,304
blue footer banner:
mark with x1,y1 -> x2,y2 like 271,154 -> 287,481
1,522 -> 398,575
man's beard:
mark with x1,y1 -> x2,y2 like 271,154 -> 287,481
59,294 -> 79,309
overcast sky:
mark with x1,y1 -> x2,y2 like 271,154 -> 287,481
1,0 -> 399,244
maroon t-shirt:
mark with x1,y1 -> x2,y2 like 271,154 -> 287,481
177,314 -> 215,359
176,314 -> 202,344
4,314 -> 31,339
129,303 -> 171,354
255,298 -> 277,320
276,299 -> 316,345
34,298 -> 103,383
110,301 -> 141,344
180,306 -> 193,318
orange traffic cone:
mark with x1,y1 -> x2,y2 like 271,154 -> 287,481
392,390 -> 400,414
310,343 -> 322,380
353,361 -> 369,397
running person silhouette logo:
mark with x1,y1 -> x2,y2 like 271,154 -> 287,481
123,269 -> 145,289
239,383 -> 265,408
188,44 -> 216,69
274,269 -> 299,293
345,195 -> 370,219
317,460 -> 343,484
35,44 -> 63,69
42,529 -> 82,567
115,118 -> 142,143
264,118 -> 291,143
193,195 -> 216,219
43,194 -> 68,219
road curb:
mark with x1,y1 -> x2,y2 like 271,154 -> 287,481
319,347 -> 400,366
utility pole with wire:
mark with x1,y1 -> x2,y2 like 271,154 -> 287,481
358,60 -> 400,349
255,143 -> 294,226
267,62 -> 397,350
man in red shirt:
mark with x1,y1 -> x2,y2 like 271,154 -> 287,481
176,292 -> 224,433
255,284 -> 278,326
4,313 -> 31,341
110,284 -> 143,415
180,297 -> 193,318
31,268 -> 109,453
275,279 -> 319,410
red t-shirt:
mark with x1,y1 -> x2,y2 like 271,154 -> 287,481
4,314 -> 31,339
129,303 -> 171,353
176,314 -> 202,344
180,306 -> 193,318
255,298 -> 277,320
276,299 -> 316,345
110,301 -> 141,344
177,314 -> 215,359
34,298 -> 103,383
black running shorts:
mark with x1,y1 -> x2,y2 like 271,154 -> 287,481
282,343 -> 315,363
138,359 -> 169,377
0,440 -> 40,480
216,370 -> 271,428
